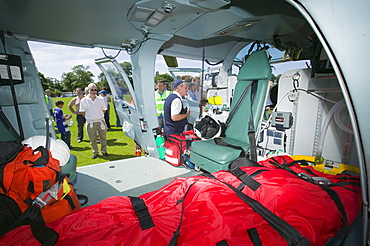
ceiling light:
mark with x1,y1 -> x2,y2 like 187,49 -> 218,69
129,6 -> 155,22
220,22 -> 252,35
145,9 -> 167,27
208,21 -> 257,37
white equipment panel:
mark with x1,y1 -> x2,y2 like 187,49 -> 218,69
269,68 -> 352,164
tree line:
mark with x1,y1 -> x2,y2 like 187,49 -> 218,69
39,61 -> 281,97
40,61 -> 174,96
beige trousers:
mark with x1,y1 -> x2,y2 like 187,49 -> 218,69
87,121 -> 107,154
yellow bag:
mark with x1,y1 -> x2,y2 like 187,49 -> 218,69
208,96 -> 223,105
290,155 -> 360,175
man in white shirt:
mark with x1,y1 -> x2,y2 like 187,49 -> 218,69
80,83 -> 108,159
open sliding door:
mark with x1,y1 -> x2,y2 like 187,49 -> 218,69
95,57 -> 146,150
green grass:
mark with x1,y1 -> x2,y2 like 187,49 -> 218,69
53,97 -> 136,167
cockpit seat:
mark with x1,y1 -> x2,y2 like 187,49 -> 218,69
190,50 -> 272,173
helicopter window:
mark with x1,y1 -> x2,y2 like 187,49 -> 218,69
100,64 -> 135,108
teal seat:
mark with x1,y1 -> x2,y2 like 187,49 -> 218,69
191,50 -> 272,173
61,154 -> 78,185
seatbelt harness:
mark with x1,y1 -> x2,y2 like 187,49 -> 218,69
248,80 -> 258,162
213,138 -> 246,157
213,80 -> 259,160
225,81 -> 255,126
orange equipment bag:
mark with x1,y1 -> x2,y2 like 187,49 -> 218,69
0,145 -> 81,222
41,176 -> 81,223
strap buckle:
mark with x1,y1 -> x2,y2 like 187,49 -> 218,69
32,193 -> 50,208
324,160 -> 341,169
298,173 -> 331,186
312,177 -> 331,186
32,182 -> 60,208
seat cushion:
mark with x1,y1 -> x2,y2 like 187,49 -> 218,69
191,137 -> 249,165
190,151 -> 230,173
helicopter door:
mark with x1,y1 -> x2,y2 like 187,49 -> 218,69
95,58 -> 144,148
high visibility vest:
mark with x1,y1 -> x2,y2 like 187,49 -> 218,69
45,95 -> 53,110
155,90 -> 170,117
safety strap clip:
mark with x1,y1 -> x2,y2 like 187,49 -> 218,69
298,173 -> 331,186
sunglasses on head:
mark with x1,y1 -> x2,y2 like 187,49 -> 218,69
90,89 -> 98,91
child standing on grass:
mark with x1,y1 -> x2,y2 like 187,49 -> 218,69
54,100 -> 72,149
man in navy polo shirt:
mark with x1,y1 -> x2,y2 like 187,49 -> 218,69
163,80 -> 190,140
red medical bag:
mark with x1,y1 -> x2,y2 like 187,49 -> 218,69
165,130 -> 200,166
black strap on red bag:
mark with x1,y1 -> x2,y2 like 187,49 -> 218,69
129,196 -> 154,231
247,228 -> 263,246
267,157 -> 349,243
0,194 -> 58,246
216,239 -> 229,246
228,158 -> 265,191
168,182 -> 197,246
202,173 -> 310,246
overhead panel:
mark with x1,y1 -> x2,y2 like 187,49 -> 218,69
159,36 -> 250,62
188,0 -> 231,10
176,6 -> 254,40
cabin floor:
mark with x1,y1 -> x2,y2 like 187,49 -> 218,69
74,156 -> 200,206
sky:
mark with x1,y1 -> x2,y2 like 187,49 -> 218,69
28,41 -> 202,81
28,41 -> 308,82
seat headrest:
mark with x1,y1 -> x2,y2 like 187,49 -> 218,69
237,50 -> 272,81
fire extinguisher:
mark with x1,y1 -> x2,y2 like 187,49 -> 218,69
155,135 -> 165,159
134,144 -> 142,156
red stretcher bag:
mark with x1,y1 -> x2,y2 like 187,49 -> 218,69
0,156 -> 362,246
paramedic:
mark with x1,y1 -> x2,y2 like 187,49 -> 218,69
80,83 -> 109,159
155,79 -> 171,128
163,80 -> 190,140
45,89 -> 53,117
